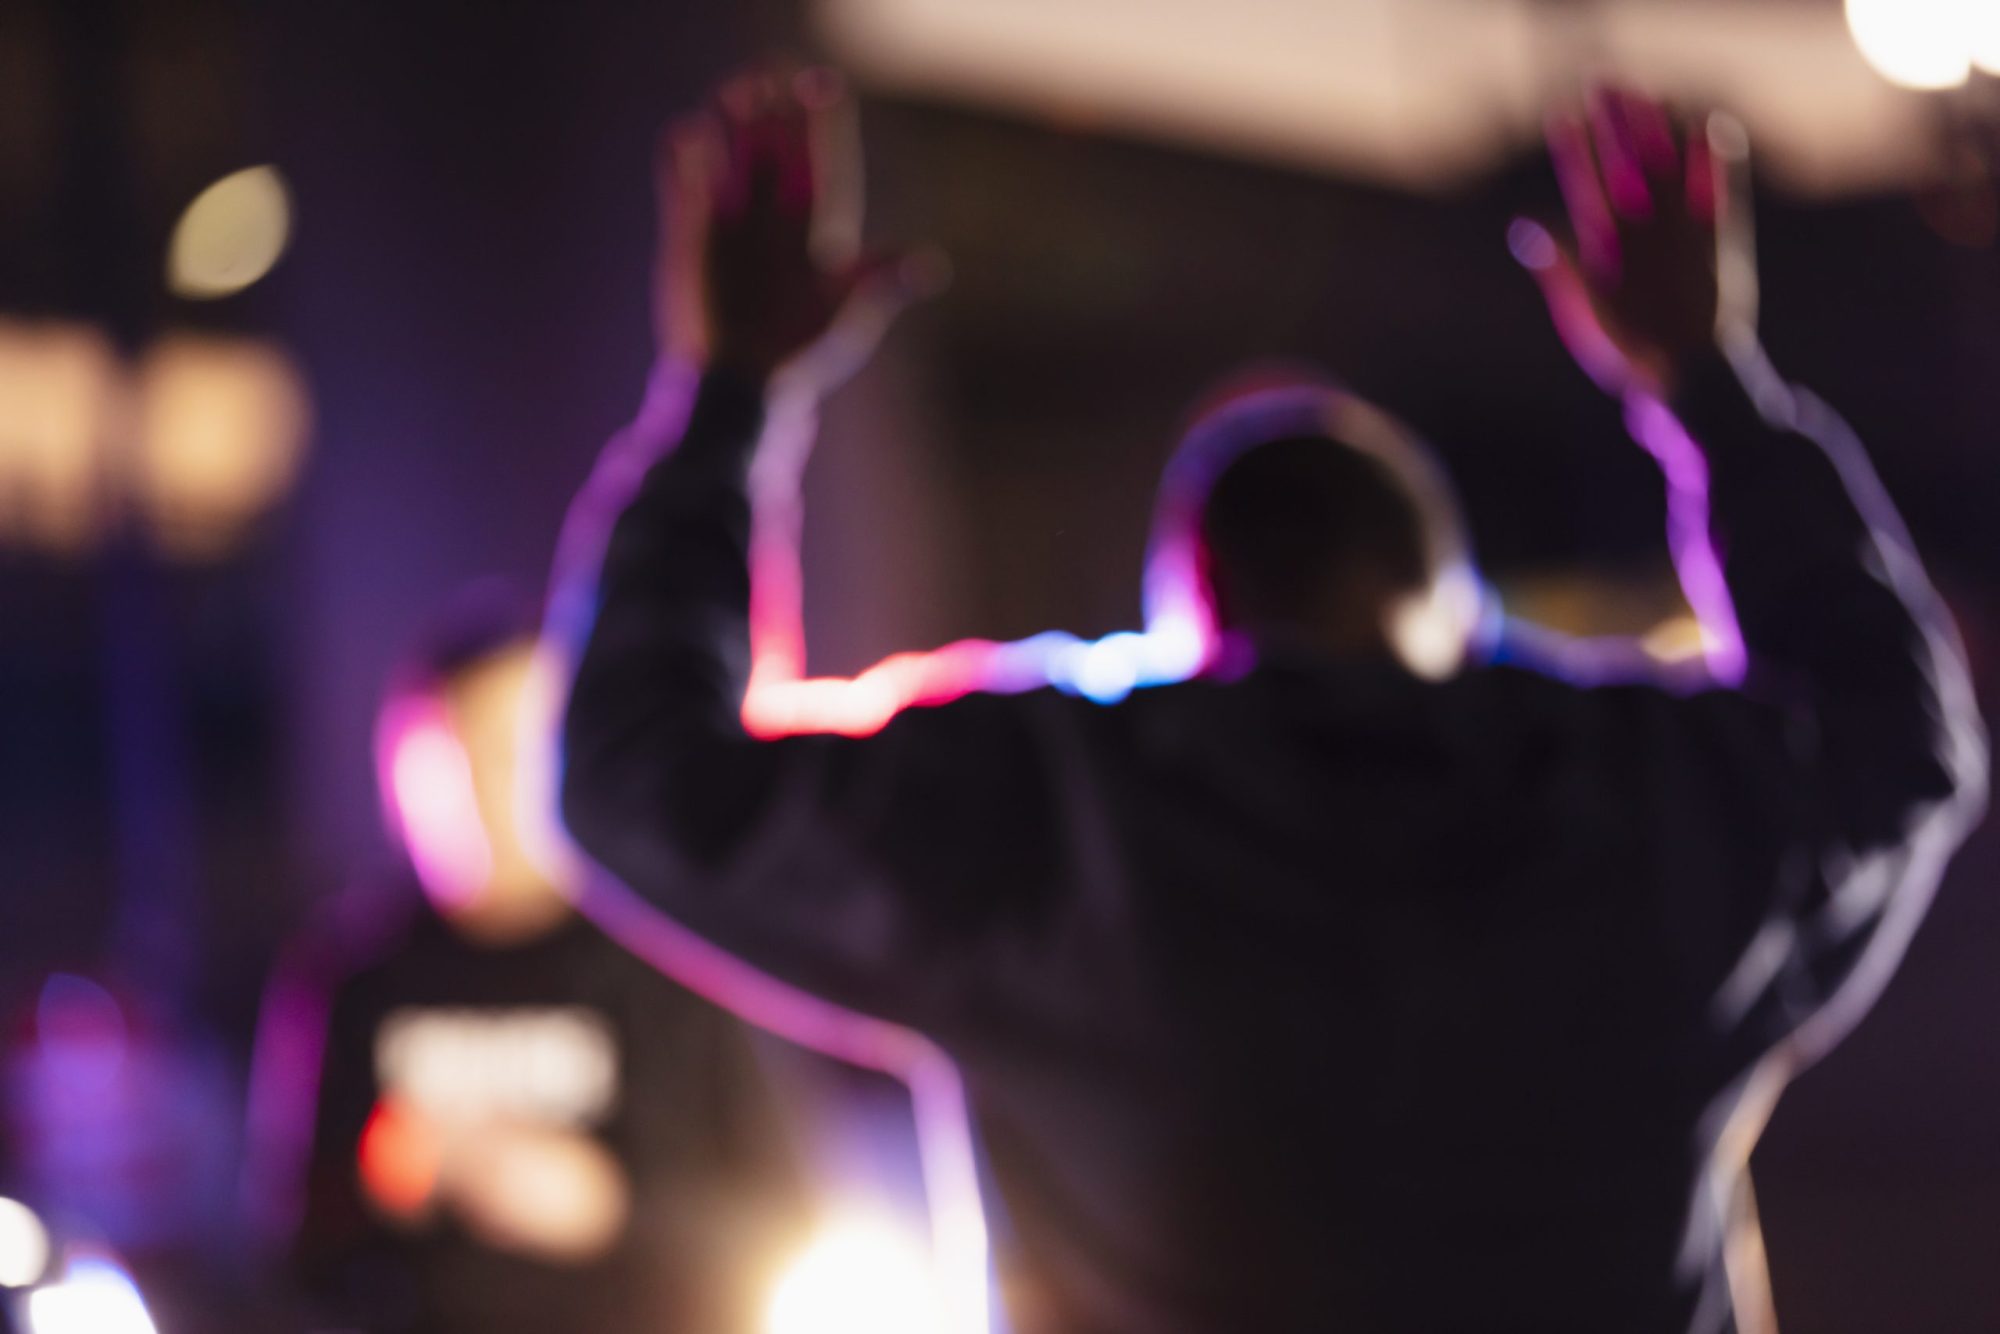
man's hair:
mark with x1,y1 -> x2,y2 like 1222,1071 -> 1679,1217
1197,433 -> 1431,631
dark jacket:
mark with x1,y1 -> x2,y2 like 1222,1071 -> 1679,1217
558,350 -> 1985,1334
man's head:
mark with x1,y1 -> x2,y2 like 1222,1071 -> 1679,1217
1144,378 -> 1481,678
375,585 -> 578,942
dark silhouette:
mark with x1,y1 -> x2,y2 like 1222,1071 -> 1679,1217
556,74 -> 1986,1334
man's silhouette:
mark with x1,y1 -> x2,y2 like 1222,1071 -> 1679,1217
555,75 -> 1986,1333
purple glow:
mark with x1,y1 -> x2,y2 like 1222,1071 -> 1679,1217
239,964 -> 331,1236
572,875 -> 991,1334
375,698 -> 493,913
1626,393 -> 1747,685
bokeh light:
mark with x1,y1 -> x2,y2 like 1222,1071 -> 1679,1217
0,1198 -> 51,1289
1971,4 -> 2000,74
765,1215 -> 945,1334
25,1254 -> 158,1334
381,704 -> 495,914
357,1100 -> 442,1220
165,165 -> 293,300
0,320 -> 120,554
130,334 -> 311,559
1844,0 -> 1975,91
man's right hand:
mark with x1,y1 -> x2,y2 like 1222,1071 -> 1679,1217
656,68 -> 937,399
1512,88 -> 1757,401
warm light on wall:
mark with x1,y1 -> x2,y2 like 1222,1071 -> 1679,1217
0,319 -> 121,554
0,170 -> 310,557
165,166 -> 293,300
0,320 -> 310,560
131,334 -> 311,559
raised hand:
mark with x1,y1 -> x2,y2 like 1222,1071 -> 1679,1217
657,68 -> 940,397
1511,88 -> 1756,400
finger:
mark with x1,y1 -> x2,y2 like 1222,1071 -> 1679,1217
1547,106 -> 1620,281
1505,216 -> 1561,272
1705,111 -> 1752,224
655,114 -> 723,354
1706,113 -> 1759,335
788,66 -> 843,215
1588,86 -> 1655,220
773,79 -> 817,213
658,113 -> 720,250
1683,117 -> 1717,225
1613,88 -> 1681,188
804,72 -> 864,269
1509,218 -> 1629,395
713,87 -> 755,217
713,70 -> 787,216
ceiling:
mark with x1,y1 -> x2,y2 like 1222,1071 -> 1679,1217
817,0 -> 1983,195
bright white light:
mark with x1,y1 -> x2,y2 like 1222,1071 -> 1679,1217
1971,4 -> 2000,74
1844,0 -> 1973,90
166,166 -> 293,299
766,1215 -> 944,1334
1388,568 -> 1478,682
387,712 -> 495,911
0,1199 -> 49,1288
27,1255 -> 158,1334
1075,633 -> 1143,703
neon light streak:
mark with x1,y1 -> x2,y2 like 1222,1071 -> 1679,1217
376,699 -> 494,913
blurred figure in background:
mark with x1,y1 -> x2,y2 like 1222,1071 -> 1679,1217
557,71 -> 1984,1334
251,588 -> 806,1334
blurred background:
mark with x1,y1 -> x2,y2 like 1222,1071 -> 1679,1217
0,0 -> 1996,1330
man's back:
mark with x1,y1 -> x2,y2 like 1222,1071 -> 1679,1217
881,663 -> 1792,1331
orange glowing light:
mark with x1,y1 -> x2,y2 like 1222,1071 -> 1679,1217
0,319 -> 120,554
131,333 -> 311,558
358,1099 -> 442,1220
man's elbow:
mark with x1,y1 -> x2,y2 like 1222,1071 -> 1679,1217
557,724 -> 747,886
1885,698 -> 1990,855
1934,698 -> 1989,835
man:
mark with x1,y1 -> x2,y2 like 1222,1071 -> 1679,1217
557,73 -> 1985,1333
263,592 -> 806,1333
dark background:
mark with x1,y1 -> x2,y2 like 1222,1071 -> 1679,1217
1,0 -> 1996,1329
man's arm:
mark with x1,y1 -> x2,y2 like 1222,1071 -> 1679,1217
1520,90 -> 1986,1059
1655,345 -> 1983,1057
555,72 -> 1038,1026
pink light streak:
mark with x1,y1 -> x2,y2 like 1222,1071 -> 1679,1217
375,698 -> 494,914
1626,391 -> 1748,686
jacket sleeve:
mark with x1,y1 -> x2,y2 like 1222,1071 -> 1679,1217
1609,348 -> 1986,1066
555,368 -> 1064,1031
